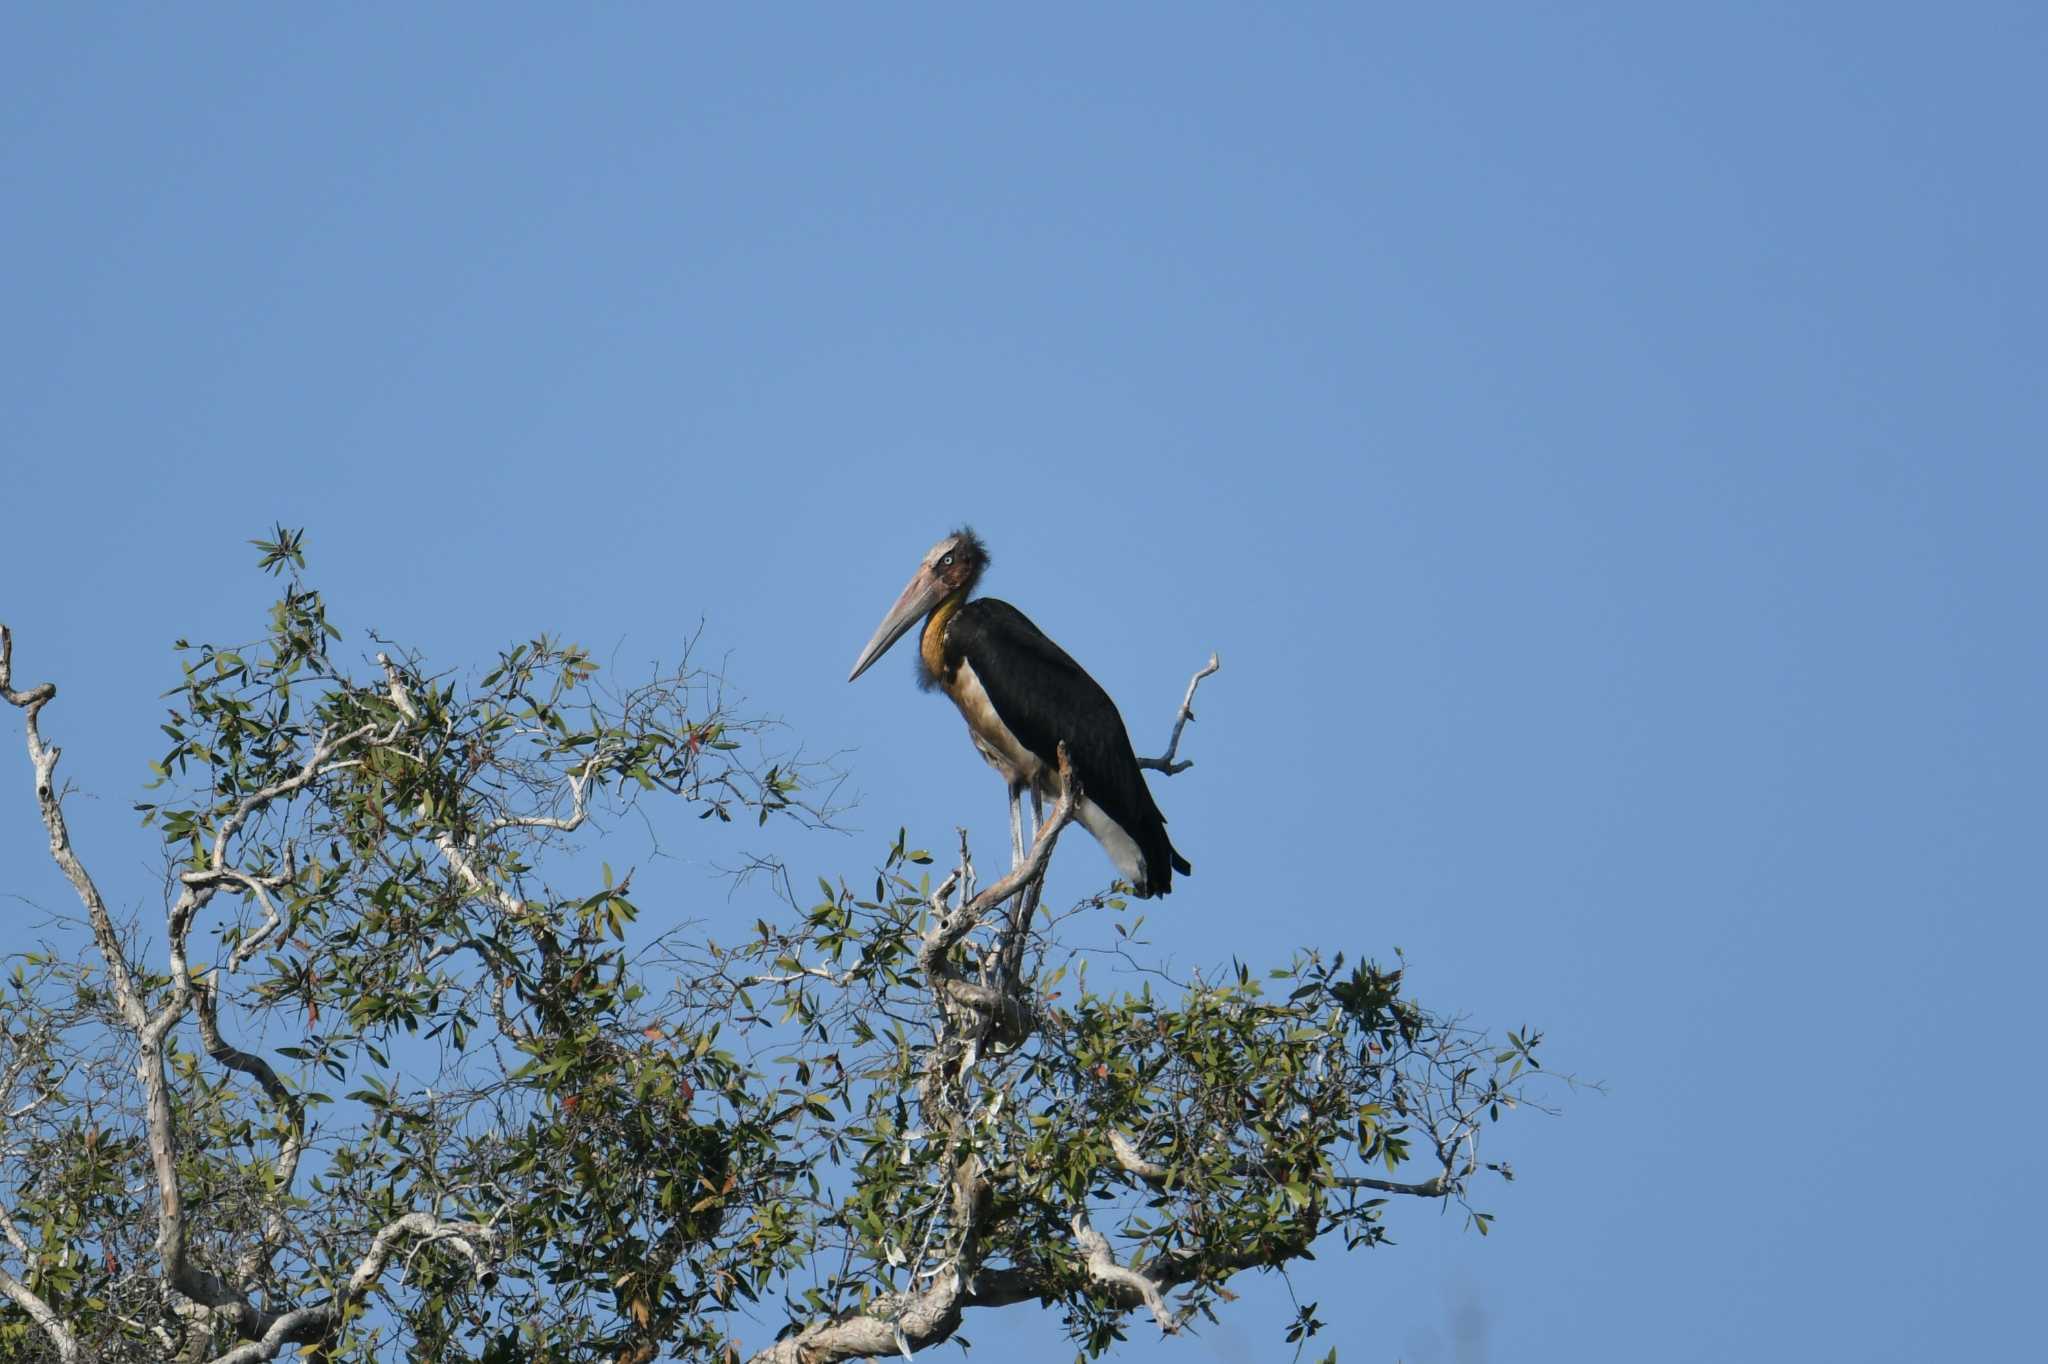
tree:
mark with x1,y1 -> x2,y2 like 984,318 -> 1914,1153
0,531 -> 1552,1364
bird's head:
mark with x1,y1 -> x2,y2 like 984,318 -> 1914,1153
847,527 -> 988,682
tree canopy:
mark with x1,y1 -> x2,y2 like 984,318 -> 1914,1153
0,531 -> 1552,1364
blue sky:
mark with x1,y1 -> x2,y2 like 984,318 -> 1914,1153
3,5 -> 2043,1361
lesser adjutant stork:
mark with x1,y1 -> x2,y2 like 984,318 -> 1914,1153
847,528 -> 1190,897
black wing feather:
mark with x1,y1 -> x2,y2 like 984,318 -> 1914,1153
946,599 -> 1189,894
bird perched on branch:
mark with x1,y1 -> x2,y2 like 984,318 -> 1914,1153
847,528 -> 1190,897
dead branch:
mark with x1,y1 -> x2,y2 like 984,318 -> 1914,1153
1137,653 -> 1219,774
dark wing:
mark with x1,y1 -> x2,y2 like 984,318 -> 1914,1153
948,598 -> 1189,893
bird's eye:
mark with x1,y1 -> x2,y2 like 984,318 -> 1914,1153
941,553 -> 955,566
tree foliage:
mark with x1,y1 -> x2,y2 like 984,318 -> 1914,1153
0,532 -> 1553,1364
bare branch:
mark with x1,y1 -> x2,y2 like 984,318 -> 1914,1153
430,823 -> 524,917
193,980 -> 306,1279
738,1255 -> 1058,1363
145,728 -> 389,1324
1136,653 -> 1219,774
0,1263 -> 87,1364
1108,1129 -> 1469,1200
1072,1210 -> 1186,1334
920,744 -> 1079,968
204,720 -> 383,872
375,652 -> 419,722
750,760 -> 1090,1363
0,626 -> 54,712
430,747 -> 605,914
434,829 -> 526,918
217,867 -> 293,971
1332,1171 -> 1459,1197
741,960 -> 868,989
2,624 -> 145,1031
199,1213 -> 497,1364
1108,1130 -> 1170,1186
475,751 -> 604,838
745,1276 -> 968,1364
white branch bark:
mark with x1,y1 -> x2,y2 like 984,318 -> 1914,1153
7,626 -> 500,1360
1136,653 -> 1219,774
1108,1130 -> 1170,1186
193,980 -> 306,1281
217,867 -> 293,972
747,758 -> 1085,1363
745,688 -> 1250,1362
0,1263 -> 86,1363
1110,1127 -> 1468,1200
2,625 -> 145,1033
434,828 -> 527,918
144,716 -> 393,1326
199,1213 -> 496,1364
1072,1210 -> 1185,1334
202,721 -> 385,875
432,741 -> 605,913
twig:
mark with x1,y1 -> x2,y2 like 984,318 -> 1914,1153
1137,653 -> 1219,774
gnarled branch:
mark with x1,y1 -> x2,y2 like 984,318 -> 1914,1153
1137,653 -> 1219,774
1073,1210 -> 1186,1334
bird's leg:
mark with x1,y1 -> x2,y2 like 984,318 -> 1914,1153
1028,787 -> 1045,857
1008,782 -> 1026,870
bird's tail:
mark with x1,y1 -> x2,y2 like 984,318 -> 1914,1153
1137,832 -> 1190,898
